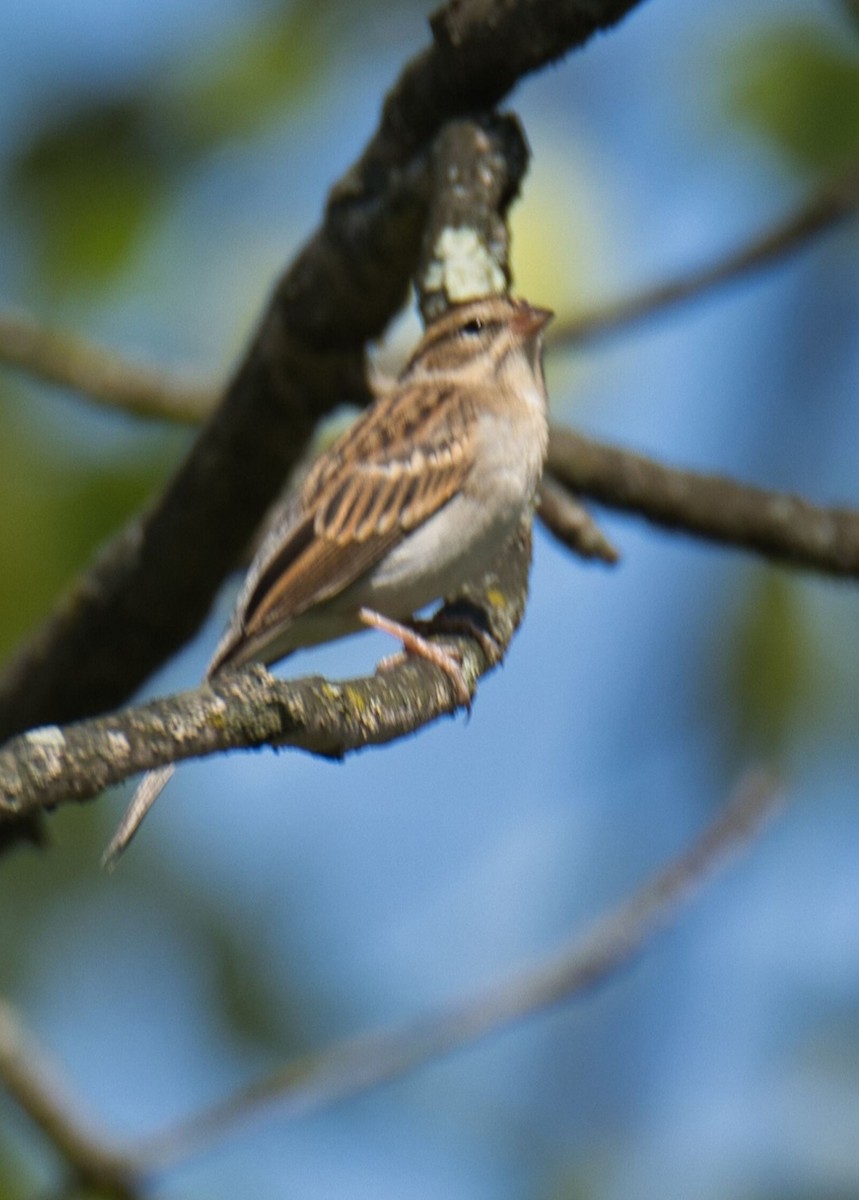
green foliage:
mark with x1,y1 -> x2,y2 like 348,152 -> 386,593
3,3 -> 326,294
538,1167 -> 592,1200
189,895 -> 315,1052
726,571 -> 818,759
727,22 -> 859,173
175,0 -> 339,149
6,94 -> 173,294
2,0 -> 417,296
0,1137 -> 28,1200
0,389 -> 165,662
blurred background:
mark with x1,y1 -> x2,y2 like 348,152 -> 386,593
2,0 -> 859,1196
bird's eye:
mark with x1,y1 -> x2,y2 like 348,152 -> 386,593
461,318 -> 484,337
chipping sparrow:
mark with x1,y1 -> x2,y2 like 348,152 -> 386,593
104,294 -> 552,865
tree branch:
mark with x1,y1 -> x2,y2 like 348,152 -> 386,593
1,414 -> 855,835
7,171 -> 857,426
0,770 -> 781,1186
0,0 -> 649,857
0,309 -> 215,424
537,475 -> 619,563
0,0 -> 647,745
3,416 -> 856,830
0,518 -> 530,825
547,428 -> 859,577
415,114 -> 527,318
136,769 -> 782,1169
0,999 -> 140,1197
0,114 -> 535,834
12,400 -> 859,822
549,168 -> 859,347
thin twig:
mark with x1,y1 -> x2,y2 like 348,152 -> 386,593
136,768 -> 782,1170
0,309 -> 216,423
0,999 -> 140,1197
546,428 -> 859,578
0,770 -> 781,1183
537,475 -> 619,563
550,169 -> 859,347
6,173 -> 856,426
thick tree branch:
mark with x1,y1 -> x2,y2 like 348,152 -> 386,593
416,115 -> 527,318
0,0 -> 647,745
547,429 -> 859,577
549,168 -> 859,347
0,0 -> 648,857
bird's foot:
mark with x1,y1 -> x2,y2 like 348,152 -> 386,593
358,608 -> 472,709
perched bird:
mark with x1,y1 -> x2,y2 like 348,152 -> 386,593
104,294 -> 552,866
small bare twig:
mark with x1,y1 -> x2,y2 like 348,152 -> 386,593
537,475 -> 619,563
136,768 -> 782,1170
0,999 -> 140,1197
0,309 -> 216,424
6,173 -> 856,426
550,169 -> 859,347
546,428 -> 859,578
0,770 -> 781,1184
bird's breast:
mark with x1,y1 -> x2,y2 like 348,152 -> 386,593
356,399 -> 546,617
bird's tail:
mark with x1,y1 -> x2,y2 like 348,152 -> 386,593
101,764 -> 176,870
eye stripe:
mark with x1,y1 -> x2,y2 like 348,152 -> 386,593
460,319 -> 502,341
405,301 -> 515,370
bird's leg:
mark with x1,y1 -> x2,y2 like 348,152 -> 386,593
414,608 -> 504,667
358,607 -> 471,708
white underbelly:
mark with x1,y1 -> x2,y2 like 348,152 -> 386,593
360,493 -> 518,615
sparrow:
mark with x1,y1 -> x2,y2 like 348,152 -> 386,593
103,294 -> 553,866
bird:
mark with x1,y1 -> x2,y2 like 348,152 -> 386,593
103,293 -> 553,867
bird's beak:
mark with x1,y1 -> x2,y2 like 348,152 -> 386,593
511,303 -> 554,337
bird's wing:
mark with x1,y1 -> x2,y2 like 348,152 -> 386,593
210,381 -> 477,672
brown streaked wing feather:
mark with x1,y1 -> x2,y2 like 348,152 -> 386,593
312,379 -> 475,544
251,526 -> 403,646
229,380 -> 477,657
